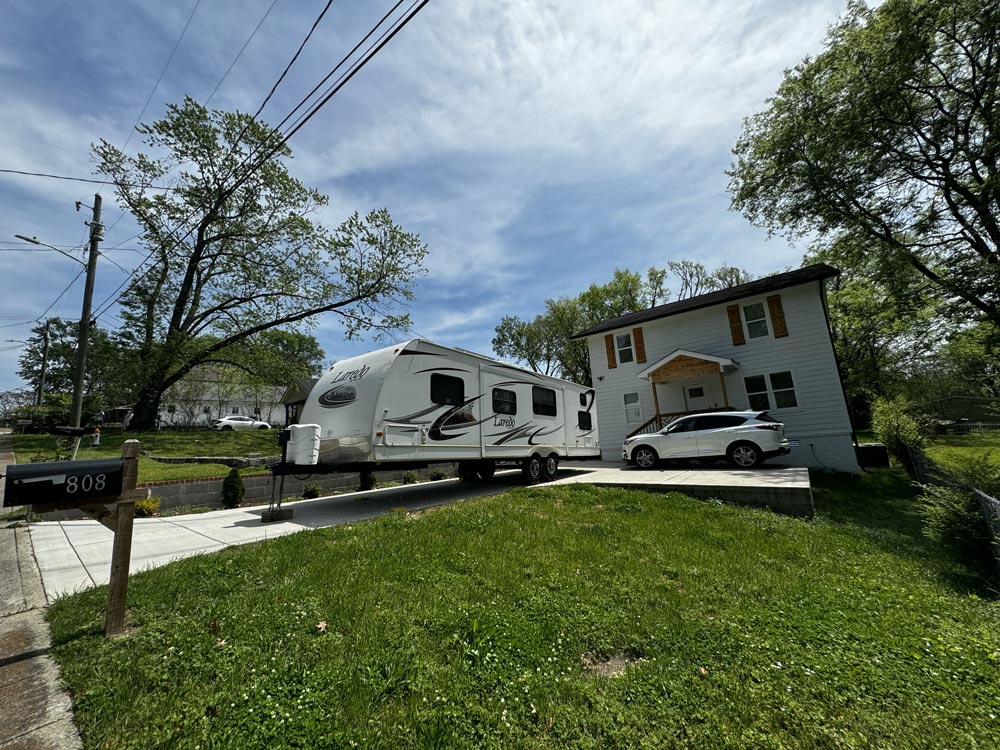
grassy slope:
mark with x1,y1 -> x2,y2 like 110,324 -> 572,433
925,432 -> 1000,474
47,471 -> 1000,750
11,430 -> 278,483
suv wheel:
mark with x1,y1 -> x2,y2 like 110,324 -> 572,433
727,442 -> 761,468
632,446 -> 658,469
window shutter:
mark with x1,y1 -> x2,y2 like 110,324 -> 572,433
767,295 -> 789,338
604,334 -> 617,369
632,327 -> 646,364
726,305 -> 746,346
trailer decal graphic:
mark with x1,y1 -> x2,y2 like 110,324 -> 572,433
428,396 -> 485,441
385,404 -> 444,422
413,367 -> 469,375
488,424 -> 559,446
317,384 -> 358,408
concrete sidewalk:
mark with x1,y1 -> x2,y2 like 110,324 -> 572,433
0,432 -> 83,750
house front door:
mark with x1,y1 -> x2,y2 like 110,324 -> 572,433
683,381 -> 711,412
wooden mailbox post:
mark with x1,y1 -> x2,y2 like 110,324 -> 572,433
3,439 -> 143,637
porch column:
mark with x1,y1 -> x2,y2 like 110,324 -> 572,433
718,370 -> 730,408
651,379 -> 661,428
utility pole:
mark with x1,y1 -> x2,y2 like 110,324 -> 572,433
70,194 -> 103,429
36,320 -> 49,406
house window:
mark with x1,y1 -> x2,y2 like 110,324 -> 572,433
623,392 -> 642,424
578,411 -> 593,430
616,333 -> 634,364
742,302 -> 770,339
532,386 -> 557,417
431,373 -> 464,406
744,371 -> 798,411
493,387 -> 517,415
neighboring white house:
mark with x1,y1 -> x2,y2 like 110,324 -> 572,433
572,263 -> 859,472
159,366 -> 286,427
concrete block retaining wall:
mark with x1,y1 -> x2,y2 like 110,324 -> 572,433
40,464 -> 459,520
142,463 -> 460,512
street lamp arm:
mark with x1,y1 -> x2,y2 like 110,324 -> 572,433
13,234 -> 86,266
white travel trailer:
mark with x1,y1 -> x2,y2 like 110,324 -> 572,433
291,339 -> 600,482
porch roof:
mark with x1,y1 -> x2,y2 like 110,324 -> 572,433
636,349 -> 739,382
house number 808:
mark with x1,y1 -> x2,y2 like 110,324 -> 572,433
66,474 -> 106,494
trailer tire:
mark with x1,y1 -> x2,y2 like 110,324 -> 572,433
477,460 -> 496,480
542,454 -> 559,482
522,455 -> 543,484
457,462 -> 480,482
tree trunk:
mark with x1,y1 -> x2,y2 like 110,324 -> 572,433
129,383 -> 165,431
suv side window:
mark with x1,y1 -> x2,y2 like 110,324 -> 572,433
694,415 -> 747,430
665,418 -> 696,434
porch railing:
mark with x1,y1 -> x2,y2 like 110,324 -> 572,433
626,406 -> 736,438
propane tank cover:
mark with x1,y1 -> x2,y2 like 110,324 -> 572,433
288,424 -> 321,465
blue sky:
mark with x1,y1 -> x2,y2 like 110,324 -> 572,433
0,0 -> 848,390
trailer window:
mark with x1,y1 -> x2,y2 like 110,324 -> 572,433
493,388 -> 517,415
532,386 -> 557,417
431,373 -> 464,406
578,411 -> 592,430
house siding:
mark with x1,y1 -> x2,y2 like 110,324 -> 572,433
588,280 -> 858,472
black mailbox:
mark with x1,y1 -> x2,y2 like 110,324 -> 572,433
3,459 -> 123,509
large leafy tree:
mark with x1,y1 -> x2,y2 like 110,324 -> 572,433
17,318 -> 131,407
494,263 -> 752,385
729,0 -> 1000,329
811,241 -> 940,422
95,98 -> 427,429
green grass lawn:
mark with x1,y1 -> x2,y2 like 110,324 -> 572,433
11,430 -> 279,483
925,432 -> 1000,474
46,470 -> 1000,749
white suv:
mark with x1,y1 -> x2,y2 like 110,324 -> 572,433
622,411 -> 790,469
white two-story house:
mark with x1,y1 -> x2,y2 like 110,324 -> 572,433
572,263 -> 858,472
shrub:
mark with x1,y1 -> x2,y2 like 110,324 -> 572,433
302,482 -> 322,500
871,396 -> 927,463
221,468 -> 246,509
359,471 -> 377,491
402,471 -> 419,485
134,496 -> 161,518
917,483 -> 996,575
429,469 -> 448,481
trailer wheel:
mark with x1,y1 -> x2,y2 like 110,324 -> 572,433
522,455 -> 543,484
477,460 -> 496,480
542,454 -> 559,482
457,462 -> 480,482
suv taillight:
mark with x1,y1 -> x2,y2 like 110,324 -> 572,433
755,424 -> 782,431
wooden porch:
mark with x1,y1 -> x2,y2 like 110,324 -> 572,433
629,350 -> 742,438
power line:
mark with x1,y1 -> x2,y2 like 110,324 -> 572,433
204,0 -> 282,105
119,0 -> 205,156
36,268 -> 86,322
93,1 -> 432,327
94,0 -> 347,322
252,0 -> 335,121
0,168 -> 176,190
